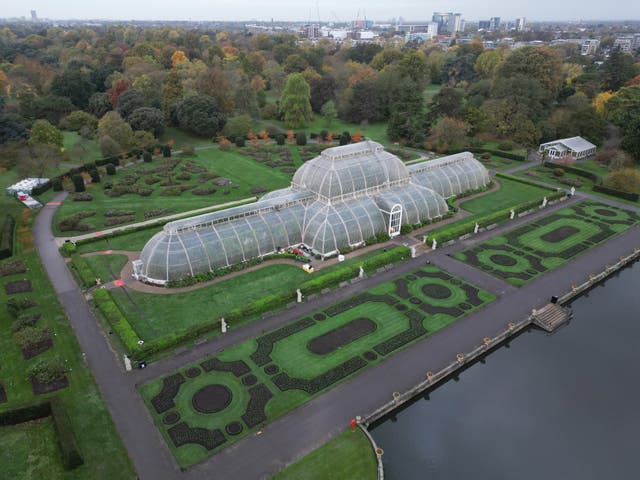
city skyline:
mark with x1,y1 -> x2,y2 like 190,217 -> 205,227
3,0 -> 640,23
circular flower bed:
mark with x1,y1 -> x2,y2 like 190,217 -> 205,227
489,254 -> 518,267
192,384 -> 232,414
395,304 -> 408,311
163,412 -> 180,425
264,364 -> 279,375
242,374 -> 257,386
185,367 -> 201,378
421,284 -> 452,300
225,422 -> 243,436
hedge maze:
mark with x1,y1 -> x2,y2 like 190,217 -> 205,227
453,201 -> 640,286
140,265 -> 495,468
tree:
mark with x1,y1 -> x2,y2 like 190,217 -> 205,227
474,49 -> 507,79
283,54 -> 309,74
97,112 -> 134,154
99,135 -> 122,157
22,95 -> 74,125
233,79 -> 259,117
370,49 -> 404,71
29,119 -> 63,148
87,92 -> 112,119
342,80 -> 380,124
279,73 -> 312,129
117,89 -> 145,120
59,111 -> 98,133
16,144 -> 61,178
497,46 -> 563,98
429,117 -> 470,148
387,80 -> 427,145
0,114 -> 30,143
223,115 -> 254,140
604,168 -> 640,193
607,85 -> 640,160
321,100 -> 337,127
107,78 -> 129,109
175,94 -> 227,137
128,107 -> 165,137
397,50 -> 429,86
49,68 -> 96,109
428,87 -> 464,121
310,75 -> 337,113
162,70 -> 183,118
171,50 -> 189,68
602,47 -> 637,91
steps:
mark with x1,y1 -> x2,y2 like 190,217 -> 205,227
532,303 -> 573,333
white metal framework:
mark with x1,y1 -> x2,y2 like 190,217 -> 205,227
136,142 -> 490,284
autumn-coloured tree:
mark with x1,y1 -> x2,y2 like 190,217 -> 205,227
108,79 -> 129,108
171,50 -> 189,68
287,130 -> 294,144
326,133 -> 334,143
625,74 -> 640,87
251,75 -> 266,92
351,131 -> 363,143
218,137 -> 232,151
259,130 -> 270,144
247,131 -> 258,146
592,91 -> 613,115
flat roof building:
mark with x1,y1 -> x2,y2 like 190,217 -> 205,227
539,136 -> 596,160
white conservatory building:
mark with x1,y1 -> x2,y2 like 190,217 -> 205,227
134,141 -> 490,285
538,136 -> 596,160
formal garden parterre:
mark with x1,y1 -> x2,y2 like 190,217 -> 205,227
452,201 -> 640,287
139,265 -> 495,468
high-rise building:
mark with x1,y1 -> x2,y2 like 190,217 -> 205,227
30,10 -> 37,21
479,17 -> 501,31
516,17 -> 526,31
581,39 -> 600,56
431,12 -> 463,33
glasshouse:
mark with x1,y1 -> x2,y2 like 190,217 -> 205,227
134,141 -> 490,284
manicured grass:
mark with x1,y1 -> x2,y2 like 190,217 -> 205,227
62,131 -> 102,164
0,209 -> 135,478
453,201 -> 640,286
139,265 -> 495,468
460,177 -> 551,215
0,418 -> 66,480
479,140 -> 527,156
259,118 -> 389,143
272,428 -> 377,480
109,248 -> 392,341
53,148 -> 290,235
476,154 -> 520,171
75,226 -> 163,254
83,254 -> 129,283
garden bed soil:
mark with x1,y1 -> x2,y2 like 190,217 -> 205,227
541,225 -> 580,243
21,329 -> 54,360
31,376 -> 69,396
192,384 -> 233,414
307,318 -> 377,355
4,279 -> 33,295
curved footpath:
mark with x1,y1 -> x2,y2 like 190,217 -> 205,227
35,191 -> 640,479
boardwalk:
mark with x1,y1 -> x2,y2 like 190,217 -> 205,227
34,191 -> 640,479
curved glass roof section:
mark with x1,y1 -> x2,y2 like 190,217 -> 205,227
137,146 -> 490,284
292,141 -> 409,203
409,152 -> 490,198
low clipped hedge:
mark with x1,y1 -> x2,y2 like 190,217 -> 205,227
445,147 -> 526,161
593,184 -> 639,201
429,191 -> 566,244
50,398 -> 84,470
495,172 -> 558,191
0,398 -> 83,470
71,255 -> 96,288
93,288 -> 142,355
31,180 -> 52,196
0,214 -> 15,259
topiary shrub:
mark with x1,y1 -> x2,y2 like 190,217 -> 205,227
143,151 -> 152,163
553,168 -> 565,177
235,136 -> 246,147
71,174 -> 85,193
105,164 -> 116,175
162,145 -> 172,158
481,152 -> 491,159
52,178 -> 63,191
27,356 -> 66,385
275,134 -> 285,146
296,132 -> 307,146
498,141 -> 514,151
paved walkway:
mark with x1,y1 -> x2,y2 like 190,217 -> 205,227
34,191 -> 640,479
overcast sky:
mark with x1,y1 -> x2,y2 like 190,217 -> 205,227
4,1 -> 639,22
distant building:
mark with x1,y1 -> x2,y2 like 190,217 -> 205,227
539,136 -> 596,160
400,22 -> 438,40
581,39 -> 600,56
613,36 -> 633,52
479,17 -> 500,30
300,24 -> 320,39
432,12 -> 463,33
30,10 -> 37,21
516,17 -> 526,31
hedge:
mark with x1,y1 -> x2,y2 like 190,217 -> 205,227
31,180 -> 52,196
542,162 -> 599,182
593,184 -> 639,201
50,398 -> 84,470
71,255 -> 97,288
93,288 -> 142,355
428,191 -> 566,244
0,400 -> 51,426
495,172 -> 558,191
0,214 -> 15,259
445,147 -> 526,161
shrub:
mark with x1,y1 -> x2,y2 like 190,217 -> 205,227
6,297 -> 37,318
61,241 -> 77,257
0,214 -> 15,260
162,145 -> 172,158
105,164 -> 116,175
58,212 -> 95,232
481,152 -> 491,159
14,326 -> 48,350
93,289 -> 142,355
52,178 -> 63,191
12,313 -> 40,332
235,136 -> 246,147
553,168 -> 565,177
181,146 -> 195,156
275,134 -> 285,145
498,141 -> 514,151
295,132 -> 307,146
143,151 -> 152,163
72,192 -> 93,201
27,356 -> 67,384
71,174 -> 85,192
31,180 -> 52,196
0,401 -> 51,426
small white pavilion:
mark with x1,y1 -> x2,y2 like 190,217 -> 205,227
538,136 -> 596,160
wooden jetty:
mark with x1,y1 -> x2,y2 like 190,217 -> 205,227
532,303 -> 573,333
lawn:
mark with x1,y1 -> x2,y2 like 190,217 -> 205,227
138,265 -> 495,468
62,131 -> 103,164
0,204 -> 135,478
75,226 -> 163,254
272,428 -> 377,480
160,127 -> 216,150
83,253 -> 129,283
109,247 -> 393,342
452,201 -> 640,286
516,163 -> 639,206
476,154 -> 521,171
479,140 -> 527,157
52,147 -> 291,235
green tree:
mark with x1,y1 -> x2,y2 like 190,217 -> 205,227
162,70 -> 183,118
387,79 -> 426,144
474,49 -> 507,79
59,111 -> 98,132
117,89 -> 145,120
29,119 -> 63,148
428,87 -> 464,121
50,68 -> 96,109
607,85 -> 640,160
97,111 -> 134,154
0,114 -> 30,143
279,73 -> 312,129
223,114 -> 254,139
497,46 -> 563,98
397,50 -> 429,86
602,47 -> 637,91
87,92 -> 112,119
320,100 -> 337,127
429,117 -> 471,148
604,168 -> 640,193
128,107 -> 165,137
175,94 -> 227,137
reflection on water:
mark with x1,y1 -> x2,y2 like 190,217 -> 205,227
372,263 -> 640,480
